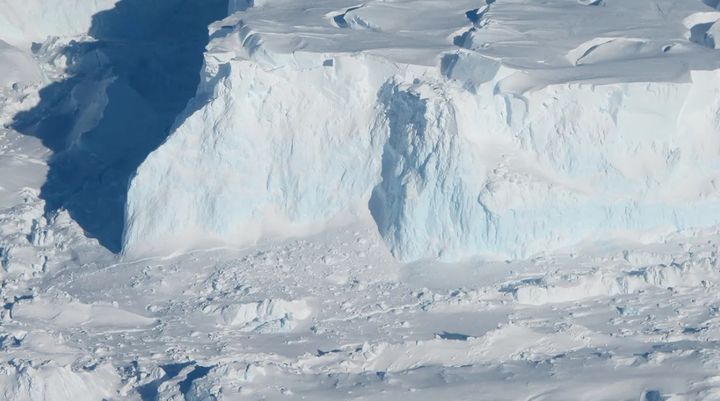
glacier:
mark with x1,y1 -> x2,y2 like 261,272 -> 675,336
8,2 -> 720,400
124,0 -> 720,262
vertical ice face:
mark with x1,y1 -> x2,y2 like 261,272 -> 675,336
123,53 -> 395,255
371,72 -> 720,261
0,361 -> 120,401
369,82 -> 487,261
123,0 -> 720,262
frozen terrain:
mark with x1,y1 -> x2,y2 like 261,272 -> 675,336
2,0 -> 720,400
125,0 -> 720,262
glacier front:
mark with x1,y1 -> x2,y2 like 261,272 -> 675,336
124,0 -> 720,262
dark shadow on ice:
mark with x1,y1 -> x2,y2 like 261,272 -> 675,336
10,0 -> 228,252
703,0 -> 720,9
435,331 -> 471,341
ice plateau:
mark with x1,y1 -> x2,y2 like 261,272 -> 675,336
6,1 -> 720,400
124,0 -> 720,262
0,0 -> 118,50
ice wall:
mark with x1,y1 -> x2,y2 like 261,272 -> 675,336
372,72 -> 720,260
124,51 -> 395,255
124,0 -> 720,261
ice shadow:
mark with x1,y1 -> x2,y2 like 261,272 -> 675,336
689,21 -> 715,47
704,0 -> 720,9
11,0 -> 228,252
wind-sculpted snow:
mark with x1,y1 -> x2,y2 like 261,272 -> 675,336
126,0 -> 720,262
0,0 -> 118,50
0,361 -> 119,401
369,82 -> 485,261
0,41 -> 41,89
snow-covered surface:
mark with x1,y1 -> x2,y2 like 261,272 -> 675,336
8,221 -> 720,400
0,0 -> 118,50
126,0 -> 720,262
3,0 -> 720,400
0,41 -> 42,89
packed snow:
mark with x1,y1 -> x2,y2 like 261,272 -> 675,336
2,0 -> 720,400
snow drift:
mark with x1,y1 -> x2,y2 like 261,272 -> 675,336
0,361 -> 119,401
0,0 -> 118,50
125,0 -> 720,262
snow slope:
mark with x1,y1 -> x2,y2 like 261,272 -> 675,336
0,41 -> 42,89
125,0 -> 720,262
8,221 -> 720,401
0,0 -> 118,50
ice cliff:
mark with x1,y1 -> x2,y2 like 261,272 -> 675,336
124,0 -> 720,261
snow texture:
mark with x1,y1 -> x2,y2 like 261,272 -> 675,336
5,1 -> 720,400
125,0 -> 720,262
9,0 -> 228,252
0,0 -> 118,50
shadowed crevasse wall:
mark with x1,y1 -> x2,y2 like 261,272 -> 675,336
11,0 -> 228,252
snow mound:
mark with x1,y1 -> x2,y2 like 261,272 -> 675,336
0,190 -> 101,279
0,361 -> 119,401
217,298 -> 313,332
506,247 -> 720,305
299,323 -> 603,373
11,297 -> 157,329
123,51 -> 394,255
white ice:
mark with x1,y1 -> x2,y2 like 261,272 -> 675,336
125,0 -> 720,262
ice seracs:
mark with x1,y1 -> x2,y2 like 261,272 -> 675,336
125,0 -> 720,262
